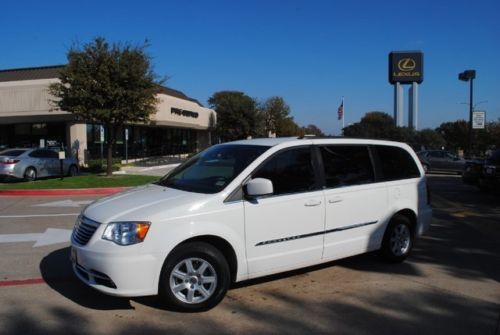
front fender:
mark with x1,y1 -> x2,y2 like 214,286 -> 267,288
146,202 -> 248,291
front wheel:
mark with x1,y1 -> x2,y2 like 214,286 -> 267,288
159,242 -> 230,312
381,215 -> 414,262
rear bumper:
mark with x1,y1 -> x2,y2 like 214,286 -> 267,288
416,206 -> 432,236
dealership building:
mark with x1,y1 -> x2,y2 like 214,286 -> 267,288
0,65 -> 216,164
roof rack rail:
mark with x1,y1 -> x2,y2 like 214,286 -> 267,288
297,135 -> 344,139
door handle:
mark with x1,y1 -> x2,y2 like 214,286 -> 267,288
304,200 -> 322,207
328,196 -> 343,204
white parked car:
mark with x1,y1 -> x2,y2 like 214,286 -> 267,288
71,137 -> 432,311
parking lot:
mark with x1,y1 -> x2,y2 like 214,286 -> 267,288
0,175 -> 499,335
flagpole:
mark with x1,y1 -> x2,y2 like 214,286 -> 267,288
342,96 -> 345,131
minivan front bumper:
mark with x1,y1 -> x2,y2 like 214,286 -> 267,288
71,243 -> 164,297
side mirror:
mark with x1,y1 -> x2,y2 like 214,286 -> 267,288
245,178 -> 273,197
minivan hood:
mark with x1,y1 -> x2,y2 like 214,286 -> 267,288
84,183 -> 210,223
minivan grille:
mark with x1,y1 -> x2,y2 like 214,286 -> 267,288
72,216 -> 101,245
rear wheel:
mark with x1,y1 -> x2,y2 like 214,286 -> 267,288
381,214 -> 414,262
159,242 -> 230,312
23,167 -> 37,181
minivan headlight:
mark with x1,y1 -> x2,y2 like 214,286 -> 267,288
102,221 -> 151,246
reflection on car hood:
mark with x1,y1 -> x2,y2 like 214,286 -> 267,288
83,183 -> 210,223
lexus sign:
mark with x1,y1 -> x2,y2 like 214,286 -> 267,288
389,51 -> 424,84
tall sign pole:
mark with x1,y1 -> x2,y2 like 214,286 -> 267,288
409,82 -> 418,129
389,51 -> 424,129
469,76 -> 474,155
458,70 -> 476,156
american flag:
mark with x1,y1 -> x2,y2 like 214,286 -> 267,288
337,100 -> 344,120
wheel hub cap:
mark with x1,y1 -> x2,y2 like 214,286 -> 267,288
390,224 -> 410,256
169,257 -> 217,304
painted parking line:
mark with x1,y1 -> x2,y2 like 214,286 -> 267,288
0,278 -> 45,287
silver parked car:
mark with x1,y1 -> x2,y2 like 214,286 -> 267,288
0,148 -> 79,181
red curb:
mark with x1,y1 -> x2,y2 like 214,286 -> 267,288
0,187 -> 128,196
0,278 -> 45,287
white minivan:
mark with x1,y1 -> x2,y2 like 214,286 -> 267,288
71,137 -> 432,311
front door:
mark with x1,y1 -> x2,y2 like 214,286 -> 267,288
244,146 -> 325,276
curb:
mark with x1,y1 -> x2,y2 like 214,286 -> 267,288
0,187 -> 128,196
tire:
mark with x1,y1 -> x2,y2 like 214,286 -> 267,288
24,167 -> 37,181
381,215 -> 414,262
159,242 -> 230,312
68,165 -> 78,177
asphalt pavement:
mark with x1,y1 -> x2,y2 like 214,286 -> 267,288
0,175 -> 498,334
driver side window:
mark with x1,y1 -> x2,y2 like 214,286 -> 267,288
253,147 -> 317,196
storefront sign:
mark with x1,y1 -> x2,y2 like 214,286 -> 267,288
389,51 -> 424,84
171,108 -> 199,118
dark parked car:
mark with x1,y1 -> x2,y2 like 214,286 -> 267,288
417,150 -> 465,174
0,148 -> 78,181
478,149 -> 500,190
462,160 -> 484,185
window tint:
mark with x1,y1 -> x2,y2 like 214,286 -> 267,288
253,147 -> 317,195
30,150 -> 57,158
47,150 -> 59,159
428,151 -> 444,158
0,149 -> 27,157
376,145 -> 421,181
320,145 -> 374,188
29,150 -> 43,158
157,144 -> 269,194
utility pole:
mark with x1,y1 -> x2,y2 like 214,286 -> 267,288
458,70 -> 476,157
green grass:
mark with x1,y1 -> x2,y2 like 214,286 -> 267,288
0,174 -> 159,189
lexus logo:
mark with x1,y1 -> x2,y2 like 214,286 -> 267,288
397,58 -> 416,71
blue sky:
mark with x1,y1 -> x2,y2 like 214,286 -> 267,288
1,0 -> 499,135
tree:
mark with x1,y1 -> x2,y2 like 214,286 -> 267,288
260,96 -> 298,136
415,128 -> 446,150
343,112 -> 400,140
208,91 -> 264,141
302,124 -> 325,136
49,37 -> 161,175
436,120 -> 468,153
278,118 -> 302,136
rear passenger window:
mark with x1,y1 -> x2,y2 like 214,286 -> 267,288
319,145 -> 374,188
375,145 -> 421,181
253,147 -> 317,195
29,150 -> 43,158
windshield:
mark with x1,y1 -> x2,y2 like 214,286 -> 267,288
156,144 -> 270,194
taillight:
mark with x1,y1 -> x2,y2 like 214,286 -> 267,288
1,159 -> 19,164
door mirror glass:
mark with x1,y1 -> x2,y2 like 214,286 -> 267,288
245,178 -> 273,197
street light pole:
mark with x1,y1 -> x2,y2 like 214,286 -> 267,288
468,76 -> 473,156
458,69 -> 476,157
